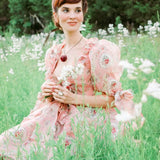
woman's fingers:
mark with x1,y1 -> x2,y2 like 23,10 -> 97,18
53,86 -> 66,92
43,88 -> 53,93
42,92 -> 52,97
52,91 -> 64,98
41,83 -> 57,92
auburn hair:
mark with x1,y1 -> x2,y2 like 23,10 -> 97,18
52,0 -> 88,28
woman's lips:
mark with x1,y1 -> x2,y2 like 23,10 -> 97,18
67,22 -> 77,26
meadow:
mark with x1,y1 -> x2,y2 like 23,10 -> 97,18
0,21 -> 160,159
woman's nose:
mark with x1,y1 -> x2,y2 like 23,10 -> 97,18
69,11 -> 76,19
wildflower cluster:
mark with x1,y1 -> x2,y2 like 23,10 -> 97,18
120,58 -> 155,80
58,64 -> 84,87
138,20 -> 160,37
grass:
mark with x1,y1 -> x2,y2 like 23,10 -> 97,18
0,32 -> 160,160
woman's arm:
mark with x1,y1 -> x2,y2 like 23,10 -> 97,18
74,94 -> 115,108
52,85 -> 115,108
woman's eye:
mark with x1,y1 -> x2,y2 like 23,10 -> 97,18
63,9 -> 69,13
76,9 -> 82,13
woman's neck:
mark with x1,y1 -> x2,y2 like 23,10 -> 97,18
64,31 -> 82,49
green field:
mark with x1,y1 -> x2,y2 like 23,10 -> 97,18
0,30 -> 160,159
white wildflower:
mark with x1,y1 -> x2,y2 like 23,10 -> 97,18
38,67 -> 45,72
109,24 -> 114,28
123,28 -> 129,37
63,81 -> 70,87
37,61 -> 45,67
115,103 -> 142,122
75,63 -> 84,75
134,103 -> 142,117
148,26 -> 157,37
9,68 -> 14,75
144,26 -> 149,32
138,25 -> 143,31
58,64 -> 84,86
141,94 -> 147,103
118,23 -> 123,32
118,39 -> 125,48
154,22 -> 160,28
120,60 -> 137,80
115,110 -> 135,122
80,24 -> 86,31
137,34 -> 142,38
143,79 -> 160,100
148,20 -> 152,25
37,60 -> 45,72
98,29 -> 107,36
120,60 -> 136,72
0,48 -> 3,54
140,67 -> 153,74
108,24 -> 115,34
134,57 -> 140,64
1,54 -> 8,62
139,59 -> 155,74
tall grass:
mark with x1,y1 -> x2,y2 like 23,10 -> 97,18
0,32 -> 160,159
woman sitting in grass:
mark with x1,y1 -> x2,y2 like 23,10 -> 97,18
0,0 -> 145,159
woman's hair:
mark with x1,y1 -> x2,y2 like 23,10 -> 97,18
52,0 -> 88,28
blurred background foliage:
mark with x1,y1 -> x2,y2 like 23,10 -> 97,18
0,0 -> 160,35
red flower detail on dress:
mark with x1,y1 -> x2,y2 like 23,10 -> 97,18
111,127 -> 116,134
93,110 -> 96,115
65,140 -> 70,146
66,86 -> 70,90
104,58 -> 109,64
112,82 -> 116,87
15,128 -> 24,138
100,53 -> 111,68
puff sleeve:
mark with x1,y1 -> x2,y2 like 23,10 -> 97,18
89,39 -> 144,123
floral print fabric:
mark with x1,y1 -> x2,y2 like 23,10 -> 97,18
0,38 -> 145,159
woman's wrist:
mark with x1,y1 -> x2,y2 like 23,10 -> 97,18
73,94 -> 82,105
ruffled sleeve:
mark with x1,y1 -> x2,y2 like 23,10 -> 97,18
89,39 -> 144,124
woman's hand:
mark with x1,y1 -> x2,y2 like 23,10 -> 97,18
52,85 -> 76,104
41,80 -> 56,98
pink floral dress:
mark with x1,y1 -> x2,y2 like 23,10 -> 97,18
0,38 -> 145,159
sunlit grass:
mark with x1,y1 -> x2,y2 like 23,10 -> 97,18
0,32 -> 160,159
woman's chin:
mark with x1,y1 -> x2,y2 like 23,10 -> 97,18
63,26 -> 81,33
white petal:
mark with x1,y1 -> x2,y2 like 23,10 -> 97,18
143,79 -> 160,100
141,94 -> 148,103
115,110 -> 135,122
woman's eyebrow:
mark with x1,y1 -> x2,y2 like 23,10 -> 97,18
62,7 -> 82,9
75,7 -> 82,9
62,7 -> 69,9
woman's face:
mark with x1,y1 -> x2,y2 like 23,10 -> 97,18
54,1 -> 84,33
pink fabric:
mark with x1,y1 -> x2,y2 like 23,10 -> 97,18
0,38 -> 145,159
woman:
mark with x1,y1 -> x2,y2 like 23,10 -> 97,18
0,0 -> 145,159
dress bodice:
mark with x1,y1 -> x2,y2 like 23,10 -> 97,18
45,38 -> 98,96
